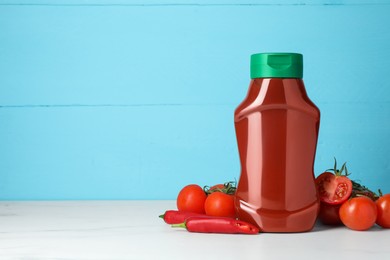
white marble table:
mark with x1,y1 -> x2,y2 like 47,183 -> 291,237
0,201 -> 389,260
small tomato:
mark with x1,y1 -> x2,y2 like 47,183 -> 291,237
318,203 -> 342,225
339,196 -> 377,231
316,172 -> 352,205
204,192 -> 235,218
176,184 -> 207,214
376,193 -> 390,228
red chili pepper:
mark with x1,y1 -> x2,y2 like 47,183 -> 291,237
159,210 -> 206,224
172,216 -> 260,234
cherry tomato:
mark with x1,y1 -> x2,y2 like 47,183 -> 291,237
177,184 -> 207,214
209,184 -> 225,192
204,192 -> 235,218
339,196 -> 377,231
376,193 -> 390,228
316,172 -> 352,205
206,182 -> 236,195
318,203 -> 342,225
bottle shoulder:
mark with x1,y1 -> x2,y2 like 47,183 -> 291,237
235,78 -> 320,119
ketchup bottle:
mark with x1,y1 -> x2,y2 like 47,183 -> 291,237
234,53 -> 320,232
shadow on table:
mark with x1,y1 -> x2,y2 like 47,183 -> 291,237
311,220 -> 385,233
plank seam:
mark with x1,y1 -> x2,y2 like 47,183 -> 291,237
0,3 -> 389,6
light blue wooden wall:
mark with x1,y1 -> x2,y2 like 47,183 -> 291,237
1,0 -> 389,199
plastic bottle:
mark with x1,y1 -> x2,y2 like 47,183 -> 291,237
234,53 -> 320,232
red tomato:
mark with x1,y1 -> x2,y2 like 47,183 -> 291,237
339,196 -> 377,231
209,184 -> 225,191
177,184 -> 207,214
205,192 -> 235,218
316,172 -> 352,205
318,203 -> 342,225
376,193 -> 390,228
206,182 -> 236,195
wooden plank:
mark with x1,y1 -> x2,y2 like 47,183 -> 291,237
0,101 -> 389,199
1,1 -> 390,6
1,5 -> 389,106
0,105 -> 239,199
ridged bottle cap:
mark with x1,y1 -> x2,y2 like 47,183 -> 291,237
250,53 -> 303,79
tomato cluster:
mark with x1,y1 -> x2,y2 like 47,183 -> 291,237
316,160 -> 390,231
160,182 -> 259,235
176,182 -> 236,218
172,160 -> 390,233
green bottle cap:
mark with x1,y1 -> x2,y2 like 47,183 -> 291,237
250,53 -> 303,79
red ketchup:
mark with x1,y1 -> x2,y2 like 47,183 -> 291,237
234,53 -> 320,232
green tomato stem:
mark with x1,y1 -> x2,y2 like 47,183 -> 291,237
351,180 -> 379,201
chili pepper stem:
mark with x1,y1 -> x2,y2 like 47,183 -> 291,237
171,223 -> 186,229
158,214 -> 165,219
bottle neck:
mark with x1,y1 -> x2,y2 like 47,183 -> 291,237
249,78 -> 307,105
